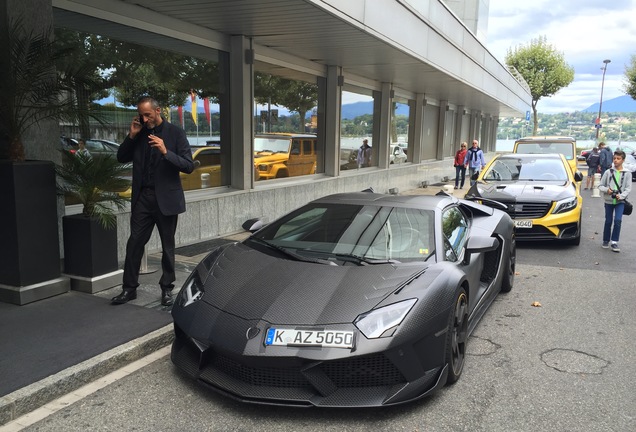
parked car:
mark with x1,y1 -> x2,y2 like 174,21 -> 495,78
253,133 -> 317,180
170,191 -> 516,407
390,144 -> 407,164
623,153 -> 636,181
580,144 -> 636,161
513,136 -> 578,175
59,136 -> 78,153
84,139 -> 120,158
467,153 -> 583,245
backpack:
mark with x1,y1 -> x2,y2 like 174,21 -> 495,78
586,152 -> 599,168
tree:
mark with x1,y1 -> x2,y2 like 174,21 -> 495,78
624,54 -> 636,100
505,36 -> 574,135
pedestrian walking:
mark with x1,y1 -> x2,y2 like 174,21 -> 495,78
584,147 -> 600,190
111,96 -> 194,306
598,142 -> 613,176
598,150 -> 632,253
76,138 -> 91,158
463,139 -> 485,186
453,142 -> 467,189
357,138 -> 372,168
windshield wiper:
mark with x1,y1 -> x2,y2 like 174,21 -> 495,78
247,237 -> 333,265
334,253 -> 400,265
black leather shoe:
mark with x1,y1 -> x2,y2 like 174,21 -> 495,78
111,289 -> 137,305
161,289 -> 173,306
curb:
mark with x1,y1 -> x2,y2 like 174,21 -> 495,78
0,324 -> 174,426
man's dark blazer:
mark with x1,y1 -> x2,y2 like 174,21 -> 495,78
117,121 -> 194,216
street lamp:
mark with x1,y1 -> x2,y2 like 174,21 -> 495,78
595,59 -> 611,139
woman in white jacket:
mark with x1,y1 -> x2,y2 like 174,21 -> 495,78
598,150 -> 632,252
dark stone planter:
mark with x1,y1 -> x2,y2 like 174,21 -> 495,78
63,215 -> 118,278
0,160 -> 61,286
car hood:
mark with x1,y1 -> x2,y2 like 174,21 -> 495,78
253,153 -> 287,164
473,181 -> 574,202
200,243 -> 427,324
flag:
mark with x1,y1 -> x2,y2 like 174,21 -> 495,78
177,106 -> 184,128
204,98 -> 211,124
190,91 -> 198,126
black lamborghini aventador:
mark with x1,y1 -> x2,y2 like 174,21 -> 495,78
171,191 -> 515,407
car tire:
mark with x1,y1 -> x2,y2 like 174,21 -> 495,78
445,288 -> 468,385
501,238 -> 515,293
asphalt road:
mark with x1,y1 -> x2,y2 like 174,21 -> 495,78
18,181 -> 636,432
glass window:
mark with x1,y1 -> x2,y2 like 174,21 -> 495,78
253,65 -> 321,181
254,204 -> 435,263
340,90 -> 374,170
390,99 -> 410,166
442,207 -> 469,262
54,25 -> 229,204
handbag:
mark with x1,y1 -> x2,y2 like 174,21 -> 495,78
610,170 -> 633,216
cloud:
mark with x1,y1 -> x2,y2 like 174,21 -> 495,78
487,0 -> 636,113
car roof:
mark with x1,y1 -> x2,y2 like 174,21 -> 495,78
514,136 -> 575,143
496,152 -> 564,161
312,191 -> 456,211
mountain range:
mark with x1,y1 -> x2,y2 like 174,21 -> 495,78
582,95 -> 636,113
101,95 -> 636,118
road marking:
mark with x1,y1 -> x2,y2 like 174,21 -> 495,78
0,346 -> 171,432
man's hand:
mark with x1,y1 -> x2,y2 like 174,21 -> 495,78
129,116 -> 143,139
149,134 -> 167,155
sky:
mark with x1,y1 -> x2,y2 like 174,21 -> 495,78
487,0 -> 636,114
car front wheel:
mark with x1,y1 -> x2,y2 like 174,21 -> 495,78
445,288 -> 468,385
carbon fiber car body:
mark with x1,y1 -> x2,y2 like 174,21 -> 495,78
171,192 -> 515,407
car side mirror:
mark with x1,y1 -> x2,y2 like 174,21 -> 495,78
574,171 -> 583,182
242,218 -> 264,233
463,236 -> 499,265
193,160 -> 201,168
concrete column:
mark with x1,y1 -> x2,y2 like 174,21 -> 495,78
437,100 -> 449,160
376,82 -> 392,169
411,94 -> 426,163
323,65 -> 341,176
230,35 -> 253,190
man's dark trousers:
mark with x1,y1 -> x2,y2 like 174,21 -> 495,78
122,187 -> 178,291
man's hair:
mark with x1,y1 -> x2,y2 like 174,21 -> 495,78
137,96 -> 160,109
599,142 -> 606,147
613,150 -> 626,160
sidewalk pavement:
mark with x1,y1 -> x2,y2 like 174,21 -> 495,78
0,183 -> 465,427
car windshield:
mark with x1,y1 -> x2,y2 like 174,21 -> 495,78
254,137 -> 290,153
483,157 -> 568,182
250,203 -> 435,263
515,142 -> 574,160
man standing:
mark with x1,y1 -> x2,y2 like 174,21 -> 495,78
584,147 -> 600,190
598,142 -> 613,176
357,139 -> 372,168
111,96 -> 194,306
463,139 -> 486,185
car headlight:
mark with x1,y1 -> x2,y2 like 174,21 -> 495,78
354,298 -> 417,339
552,196 -> 577,214
179,273 -> 205,307
258,164 -> 269,171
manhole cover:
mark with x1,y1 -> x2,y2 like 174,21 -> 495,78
541,348 -> 609,374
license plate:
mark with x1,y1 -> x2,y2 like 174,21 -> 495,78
265,328 -> 354,349
514,220 -> 533,228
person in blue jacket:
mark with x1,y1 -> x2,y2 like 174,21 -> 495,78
463,139 -> 486,185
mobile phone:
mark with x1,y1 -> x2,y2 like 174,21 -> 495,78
138,115 -> 145,126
